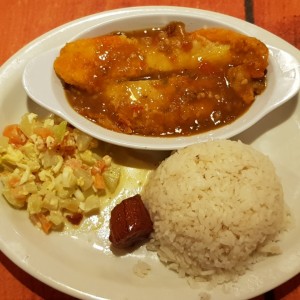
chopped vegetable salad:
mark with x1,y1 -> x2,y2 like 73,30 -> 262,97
0,113 -> 121,234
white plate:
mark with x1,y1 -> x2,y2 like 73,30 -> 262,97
1,6 -> 300,300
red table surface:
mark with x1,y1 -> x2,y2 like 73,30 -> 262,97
0,1 -> 299,299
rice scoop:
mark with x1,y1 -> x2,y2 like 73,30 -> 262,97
142,140 -> 286,281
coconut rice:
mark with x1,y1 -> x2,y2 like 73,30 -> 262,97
142,140 -> 286,283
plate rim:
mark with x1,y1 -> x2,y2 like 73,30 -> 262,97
1,6 -> 300,300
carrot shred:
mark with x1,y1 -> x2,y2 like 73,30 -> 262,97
3,124 -> 27,145
33,127 -> 54,139
91,160 -> 107,175
36,213 -> 53,234
93,173 -> 105,190
8,176 -> 20,187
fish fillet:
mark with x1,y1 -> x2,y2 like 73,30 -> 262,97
54,23 -> 269,135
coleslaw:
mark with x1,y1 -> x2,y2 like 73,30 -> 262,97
0,113 -> 121,233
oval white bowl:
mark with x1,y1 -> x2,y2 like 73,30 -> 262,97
22,10 -> 300,150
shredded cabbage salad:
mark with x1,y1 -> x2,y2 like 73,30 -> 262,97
0,113 -> 121,234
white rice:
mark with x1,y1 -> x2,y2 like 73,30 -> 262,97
133,260 -> 151,278
142,140 -> 286,283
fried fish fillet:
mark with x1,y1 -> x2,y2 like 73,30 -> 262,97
54,23 -> 269,136
54,30 -> 230,90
